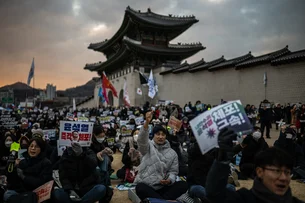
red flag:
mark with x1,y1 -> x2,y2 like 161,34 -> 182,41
102,73 -> 118,97
102,83 -> 109,104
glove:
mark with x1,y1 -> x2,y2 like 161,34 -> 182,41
217,128 -> 236,162
69,190 -> 81,201
17,168 -> 25,180
218,128 -> 236,151
71,142 -> 83,156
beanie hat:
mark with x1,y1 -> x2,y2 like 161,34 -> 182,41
93,126 -> 104,135
32,129 -> 44,140
29,137 -> 46,152
152,124 -> 167,136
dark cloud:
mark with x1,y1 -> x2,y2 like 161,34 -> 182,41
0,0 -> 304,89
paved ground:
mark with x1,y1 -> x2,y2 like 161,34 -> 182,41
110,124 -> 305,202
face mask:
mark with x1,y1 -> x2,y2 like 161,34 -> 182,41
5,141 -> 12,148
133,134 -> 139,142
96,138 -> 105,143
252,131 -> 262,141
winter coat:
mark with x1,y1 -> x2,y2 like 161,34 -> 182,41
134,127 -> 178,190
259,108 -> 272,122
59,147 -> 101,196
187,142 -> 216,188
6,151 -> 52,193
205,161 -> 304,203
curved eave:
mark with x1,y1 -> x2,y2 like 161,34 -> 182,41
85,45 -> 132,73
160,68 -> 175,75
126,8 -> 198,28
208,53 -> 253,72
124,39 -> 204,58
271,50 -> 305,66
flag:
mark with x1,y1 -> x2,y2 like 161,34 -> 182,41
102,72 -> 118,97
148,69 -> 156,99
264,72 -> 267,86
73,98 -> 76,111
102,83 -> 109,104
137,88 -> 143,95
27,58 -> 35,86
98,87 -> 105,103
139,72 -> 148,84
123,79 -> 131,107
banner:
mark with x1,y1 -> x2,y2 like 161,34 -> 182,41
98,116 -> 115,123
168,116 -> 182,131
59,121 -> 94,147
190,100 -> 253,155
135,117 -> 144,125
33,180 -> 54,203
78,117 -> 89,122
0,114 -> 18,129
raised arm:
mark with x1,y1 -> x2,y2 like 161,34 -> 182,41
137,111 -> 153,156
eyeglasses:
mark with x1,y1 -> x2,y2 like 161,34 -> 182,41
263,167 -> 293,178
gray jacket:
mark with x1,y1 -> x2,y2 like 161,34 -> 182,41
134,127 -> 178,190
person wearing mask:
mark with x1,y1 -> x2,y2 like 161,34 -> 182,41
90,127 -> 113,186
0,132 -> 15,168
3,137 -> 52,202
135,112 -> 188,201
19,135 -> 30,150
116,129 -> 141,182
205,129 -> 304,203
53,134 -> 106,203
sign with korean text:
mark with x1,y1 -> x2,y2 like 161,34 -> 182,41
59,121 -> 93,147
33,180 -> 54,203
190,100 -> 253,154
43,129 -> 56,140
0,114 -> 18,129
98,116 -> 115,123
168,116 -> 182,131
135,117 -> 144,125
120,124 -> 135,136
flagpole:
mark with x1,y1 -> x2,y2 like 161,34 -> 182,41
32,58 -> 35,101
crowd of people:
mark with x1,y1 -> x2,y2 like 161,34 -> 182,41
0,100 -> 304,203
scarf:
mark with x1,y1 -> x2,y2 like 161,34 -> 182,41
251,177 -> 293,203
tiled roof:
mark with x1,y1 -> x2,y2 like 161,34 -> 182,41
271,49 -> 305,65
235,46 -> 290,69
208,52 -> 253,71
172,61 -> 190,73
189,56 -> 225,73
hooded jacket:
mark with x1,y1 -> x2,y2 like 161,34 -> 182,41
134,127 -> 178,190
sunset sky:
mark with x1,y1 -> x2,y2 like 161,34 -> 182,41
0,0 -> 304,90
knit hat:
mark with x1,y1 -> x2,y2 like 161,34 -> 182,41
32,129 -> 44,140
152,124 -> 167,136
29,137 -> 46,153
93,126 -> 104,135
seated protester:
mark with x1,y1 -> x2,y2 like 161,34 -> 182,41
4,137 -> 52,202
104,124 -> 117,153
205,129 -> 304,203
274,125 -> 305,179
187,141 -> 218,200
233,127 -> 269,180
117,129 -> 141,182
53,134 -> 106,203
135,112 -> 188,201
167,129 -> 188,176
90,127 -> 113,186
19,135 -> 30,150
0,132 -> 16,168
32,130 -> 54,160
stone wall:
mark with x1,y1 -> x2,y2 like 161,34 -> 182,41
155,61 -> 305,107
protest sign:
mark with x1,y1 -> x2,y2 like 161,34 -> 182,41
129,115 -> 136,119
59,121 -> 94,147
57,140 -> 66,156
102,124 -> 111,129
43,129 -> 56,140
18,149 -> 27,160
196,104 -> 204,111
120,120 -> 129,126
90,117 -> 96,122
66,113 -> 74,121
98,116 -> 114,123
113,110 -> 120,116
103,110 -> 110,116
106,138 -> 115,147
168,116 -> 182,131
135,117 -> 144,125
0,114 -> 18,129
33,180 -> 54,203
78,117 -> 89,122
127,111 -> 133,116
121,125 -> 135,136
190,100 -> 253,155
